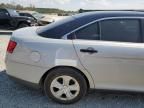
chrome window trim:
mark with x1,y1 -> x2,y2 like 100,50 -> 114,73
62,16 -> 144,40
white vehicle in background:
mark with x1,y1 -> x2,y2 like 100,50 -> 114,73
19,11 -> 54,25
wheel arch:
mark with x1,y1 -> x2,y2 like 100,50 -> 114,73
17,21 -> 30,27
39,66 -> 94,89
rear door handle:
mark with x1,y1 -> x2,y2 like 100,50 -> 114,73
80,47 -> 98,54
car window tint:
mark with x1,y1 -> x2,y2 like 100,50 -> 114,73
100,19 -> 141,43
25,13 -> 33,17
75,22 -> 100,40
7,9 -> 19,16
37,16 -> 84,39
141,20 -> 144,42
0,9 -> 8,16
0,11 -> 4,16
19,13 -> 24,15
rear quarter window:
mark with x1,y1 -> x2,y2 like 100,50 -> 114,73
75,22 -> 100,40
37,13 -> 99,39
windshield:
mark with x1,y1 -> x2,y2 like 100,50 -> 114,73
32,12 -> 44,19
7,9 -> 19,16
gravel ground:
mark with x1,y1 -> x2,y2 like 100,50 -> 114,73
1,71 -> 144,108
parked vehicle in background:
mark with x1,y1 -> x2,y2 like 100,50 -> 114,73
19,11 -> 54,26
6,11 -> 144,104
0,8 -> 37,29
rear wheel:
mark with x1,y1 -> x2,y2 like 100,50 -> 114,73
18,23 -> 29,28
44,67 -> 87,104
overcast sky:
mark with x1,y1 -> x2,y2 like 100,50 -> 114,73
1,0 -> 144,11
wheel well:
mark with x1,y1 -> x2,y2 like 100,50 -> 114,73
40,66 -> 90,89
18,21 -> 30,27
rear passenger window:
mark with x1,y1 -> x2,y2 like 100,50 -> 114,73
100,19 -> 141,43
75,22 -> 100,40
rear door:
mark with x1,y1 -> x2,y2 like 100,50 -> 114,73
72,18 -> 144,91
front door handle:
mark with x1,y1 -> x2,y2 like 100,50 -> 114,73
80,47 -> 98,54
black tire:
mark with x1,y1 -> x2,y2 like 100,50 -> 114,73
44,67 -> 87,104
18,23 -> 29,28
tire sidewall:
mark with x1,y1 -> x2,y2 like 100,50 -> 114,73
44,67 -> 87,104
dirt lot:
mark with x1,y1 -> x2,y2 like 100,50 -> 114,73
0,35 -> 10,71
1,71 -> 144,108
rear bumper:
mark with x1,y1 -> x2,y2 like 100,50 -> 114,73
5,60 -> 48,88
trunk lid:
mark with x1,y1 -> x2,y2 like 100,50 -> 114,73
11,27 -> 39,43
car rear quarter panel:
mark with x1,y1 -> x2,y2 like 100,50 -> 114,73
6,35 -> 94,88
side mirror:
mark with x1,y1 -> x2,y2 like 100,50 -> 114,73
5,13 -> 9,16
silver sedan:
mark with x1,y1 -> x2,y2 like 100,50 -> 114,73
5,11 -> 144,104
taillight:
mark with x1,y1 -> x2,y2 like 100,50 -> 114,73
7,40 -> 17,53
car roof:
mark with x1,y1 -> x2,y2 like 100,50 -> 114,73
37,11 -> 144,39
73,11 -> 144,22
